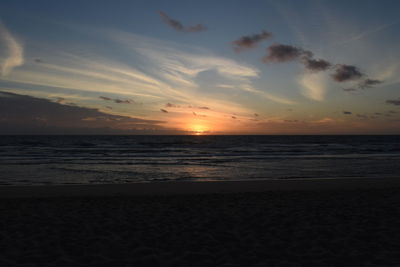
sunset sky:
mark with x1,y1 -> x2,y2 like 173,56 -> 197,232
0,0 -> 399,134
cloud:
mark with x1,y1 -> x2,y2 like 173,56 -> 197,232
99,96 -> 112,101
160,108 -> 168,113
342,78 -> 383,92
165,103 -> 178,108
0,22 -> 24,76
99,96 -> 132,104
299,73 -> 328,101
164,103 -> 210,110
386,98 -> 400,106
159,11 -> 206,33
114,99 -> 132,104
263,44 -> 305,63
0,91 -> 167,134
358,78 -> 382,89
332,64 -> 363,82
263,44 -> 331,72
233,30 -> 273,52
54,97 -> 65,103
302,58 -> 332,72
343,111 -> 352,115
261,42 -> 380,90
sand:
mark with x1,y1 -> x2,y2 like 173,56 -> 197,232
1,178 -> 400,266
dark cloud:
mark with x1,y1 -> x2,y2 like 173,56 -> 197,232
160,109 -> 169,113
332,64 -> 363,82
233,30 -> 273,52
386,98 -> 400,106
193,112 -> 197,116
358,79 -> 383,89
302,58 -> 332,72
263,43 -> 331,72
343,88 -> 357,92
99,96 -> 112,101
343,111 -> 352,115
166,103 -> 178,108
0,91 -> 166,134
159,11 -> 207,33
99,96 -> 132,104
254,113 -> 259,117
345,78 -> 383,91
260,40 -> 382,88
114,99 -> 132,104
231,116 -> 237,119
165,103 -> 210,110
34,58 -> 43,63
263,44 -> 305,63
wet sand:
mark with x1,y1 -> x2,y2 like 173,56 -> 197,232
1,178 -> 400,266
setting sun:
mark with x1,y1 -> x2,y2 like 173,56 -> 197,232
189,124 -> 209,135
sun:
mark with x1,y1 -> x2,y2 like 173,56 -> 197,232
190,124 -> 209,135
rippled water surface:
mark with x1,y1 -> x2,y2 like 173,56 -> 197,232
0,135 -> 399,185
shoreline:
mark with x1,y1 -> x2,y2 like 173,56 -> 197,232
1,177 -> 400,198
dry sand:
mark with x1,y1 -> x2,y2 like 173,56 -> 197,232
1,178 -> 400,266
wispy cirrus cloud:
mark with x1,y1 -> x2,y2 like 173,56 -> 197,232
159,11 -> 207,33
299,72 -> 329,101
0,22 -> 24,76
1,25 -> 297,134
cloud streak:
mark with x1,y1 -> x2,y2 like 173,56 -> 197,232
99,96 -> 133,104
0,22 -> 24,76
159,11 -> 207,33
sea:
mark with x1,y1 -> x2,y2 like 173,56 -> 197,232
0,135 -> 399,185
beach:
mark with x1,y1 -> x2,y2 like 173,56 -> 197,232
1,178 -> 400,266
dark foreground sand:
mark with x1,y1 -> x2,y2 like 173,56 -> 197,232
1,178 -> 400,266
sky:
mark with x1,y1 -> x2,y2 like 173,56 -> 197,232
0,0 -> 400,134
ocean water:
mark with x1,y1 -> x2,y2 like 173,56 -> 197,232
0,135 -> 399,185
